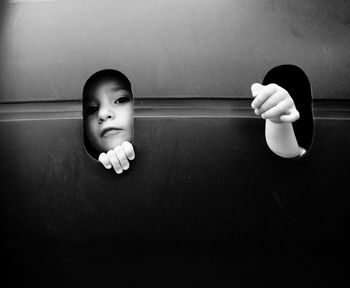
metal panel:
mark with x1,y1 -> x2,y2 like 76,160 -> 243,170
0,108 -> 348,286
1,0 -> 349,102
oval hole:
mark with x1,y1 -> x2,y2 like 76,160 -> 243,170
263,64 -> 314,156
82,69 -> 134,160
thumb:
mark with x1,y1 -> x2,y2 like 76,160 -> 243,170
280,109 -> 300,123
251,83 -> 263,97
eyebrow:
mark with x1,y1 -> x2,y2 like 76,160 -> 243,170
110,86 -> 128,93
85,85 -> 130,105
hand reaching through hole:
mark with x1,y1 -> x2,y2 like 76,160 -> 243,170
251,83 -> 300,123
98,141 -> 135,174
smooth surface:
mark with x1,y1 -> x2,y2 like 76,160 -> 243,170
1,0 -> 350,102
1,109 -> 348,286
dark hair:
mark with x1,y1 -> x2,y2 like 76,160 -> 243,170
82,69 -> 133,159
83,69 -> 132,109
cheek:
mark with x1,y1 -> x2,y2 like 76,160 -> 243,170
118,106 -> 133,129
85,119 -> 99,144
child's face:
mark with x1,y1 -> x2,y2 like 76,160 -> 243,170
84,80 -> 133,153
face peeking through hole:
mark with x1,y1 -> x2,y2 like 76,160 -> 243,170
83,79 -> 134,155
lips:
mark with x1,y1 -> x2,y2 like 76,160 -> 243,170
101,127 -> 122,137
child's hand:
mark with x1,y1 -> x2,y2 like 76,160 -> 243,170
251,83 -> 299,123
98,141 -> 135,174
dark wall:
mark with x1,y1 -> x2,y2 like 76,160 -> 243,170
1,0 -> 350,102
0,105 -> 348,286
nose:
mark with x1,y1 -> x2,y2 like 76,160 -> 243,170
98,106 -> 114,123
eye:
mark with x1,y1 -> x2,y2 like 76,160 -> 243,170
114,96 -> 130,104
84,105 -> 98,115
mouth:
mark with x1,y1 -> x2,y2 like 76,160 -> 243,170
101,127 -> 122,137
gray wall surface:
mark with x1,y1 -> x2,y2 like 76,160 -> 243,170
1,0 -> 349,102
1,112 -> 348,286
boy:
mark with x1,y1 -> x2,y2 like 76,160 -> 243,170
82,69 -> 135,174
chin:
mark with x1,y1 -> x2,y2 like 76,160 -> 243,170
102,133 -> 132,151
